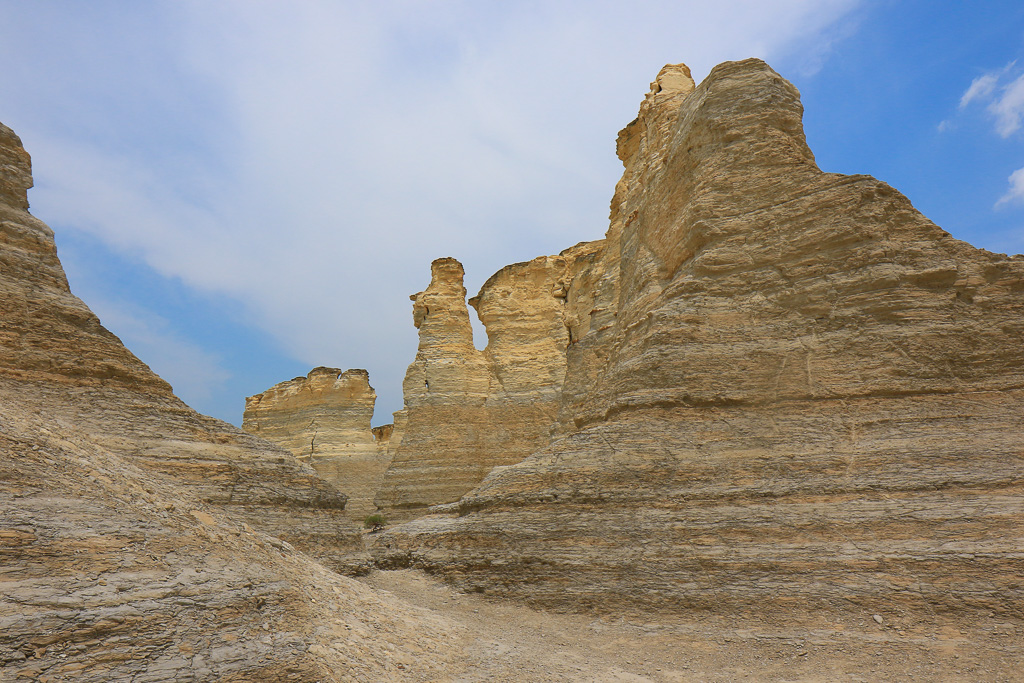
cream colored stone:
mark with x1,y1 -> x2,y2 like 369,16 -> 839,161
243,367 -> 393,518
0,121 -> 464,681
375,247 -> 601,519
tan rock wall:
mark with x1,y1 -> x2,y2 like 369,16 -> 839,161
373,258 -> 493,517
243,367 -> 392,517
0,121 -> 463,680
0,124 -> 367,573
375,248 -> 601,518
374,60 -> 1024,621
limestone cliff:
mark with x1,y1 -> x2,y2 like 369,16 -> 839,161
373,61 -> 1024,621
0,165 -> 365,571
243,367 -> 392,517
374,247 -> 601,518
0,122 -> 470,679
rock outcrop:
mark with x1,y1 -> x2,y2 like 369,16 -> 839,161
374,247 -> 601,518
243,367 -> 392,518
0,122 -> 470,679
0,167 -> 366,571
373,61 -> 1024,621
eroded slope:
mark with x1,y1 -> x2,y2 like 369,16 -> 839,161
0,122 -> 462,680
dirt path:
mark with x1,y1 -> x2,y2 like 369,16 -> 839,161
358,569 -> 1022,682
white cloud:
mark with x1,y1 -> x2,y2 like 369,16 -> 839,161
990,73 -> 1024,138
3,1 -> 864,419
960,73 -> 998,109
956,61 -> 1024,138
996,167 -> 1024,208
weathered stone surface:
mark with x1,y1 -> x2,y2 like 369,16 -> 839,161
373,258 -> 492,518
243,367 -> 393,518
375,248 -> 601,518
0,122 -> 469,680
373,60 -> 1024,621
0,405 -> 460,682
0,126 -> 369,571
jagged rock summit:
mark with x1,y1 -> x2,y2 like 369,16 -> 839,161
374,248 -> 602,519
373,59 -> 1024,621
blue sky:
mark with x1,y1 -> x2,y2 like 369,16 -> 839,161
1,1 -> 1022,426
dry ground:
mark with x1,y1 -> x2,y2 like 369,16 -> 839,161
358,569 -> 1023,682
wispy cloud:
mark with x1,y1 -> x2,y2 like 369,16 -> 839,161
960,73 -> 999,109
957,61 -> 1024,137
996,167 -> 1024,207
990,73 -> 1024,137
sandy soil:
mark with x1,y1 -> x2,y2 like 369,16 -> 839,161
358,569 -> 1023,682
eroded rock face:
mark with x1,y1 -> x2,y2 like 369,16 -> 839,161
0,123 -> 469,679
243,367 -> 392,518
374,248 -> 601,518
373,61 -> 1024,620
373,258 -> 492,517
0,185 -> 365,570
0,400 -> 460,681
0,135 -> 370,571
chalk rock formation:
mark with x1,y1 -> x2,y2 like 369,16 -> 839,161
375,247 -> 601,518
0,123 -> 469,679
0,170 -> 365,571
243,367 -> 392,517
374,61 -> 1024,620
373,258 -> 491,517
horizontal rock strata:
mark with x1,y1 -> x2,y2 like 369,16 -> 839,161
374,248 -> 601,518
0,123 -> 465,679
243,367 -> 393,518
373,60 -> 1024,620
0,125 -> 372,572
0,401 -> 460,681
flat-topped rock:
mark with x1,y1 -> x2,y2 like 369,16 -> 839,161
243,367 -> 392,517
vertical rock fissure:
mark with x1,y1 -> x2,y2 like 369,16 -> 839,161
243,367 -> 390,518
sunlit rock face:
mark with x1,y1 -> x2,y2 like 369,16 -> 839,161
373,60 -> 1024,620
243,367 -> 392,518
372,257 -> 492,519
374,247 -> 602,519
0,122 -> 470,680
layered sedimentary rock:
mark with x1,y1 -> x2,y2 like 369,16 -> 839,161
0,172 -> 366,570
372,258 -> 491,517
374,61 -> 1024,620
0,123 -> 470,679
243,367 -> 392,517
375,248 -> 600,517
0,398 -> 460,681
